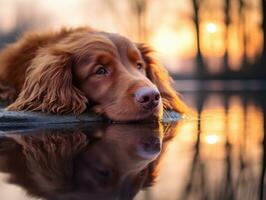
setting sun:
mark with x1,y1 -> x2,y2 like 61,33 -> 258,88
206,23 -> 217,33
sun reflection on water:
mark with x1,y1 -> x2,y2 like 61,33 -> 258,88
136,92 -> 265,200
205,134 -> 219,144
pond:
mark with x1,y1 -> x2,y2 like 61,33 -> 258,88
0,88 -> 265,200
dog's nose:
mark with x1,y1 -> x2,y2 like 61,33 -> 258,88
137,136 -> 162,159
135,87 -> 160,110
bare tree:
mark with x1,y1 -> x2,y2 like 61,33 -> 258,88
239,0 -> 248,67
261,0 -> 266,66
192,0 -> 206,78
105,0 -> 148,42
223,0 -> 231,73
128,0 -> 147,42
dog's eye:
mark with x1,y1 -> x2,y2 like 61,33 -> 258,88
137,63 -> 143,70
95,66 -> 108,75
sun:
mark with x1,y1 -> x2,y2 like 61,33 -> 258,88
206,22 -> 217,33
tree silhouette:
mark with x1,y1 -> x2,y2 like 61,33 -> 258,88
260,0 -> 266,67
192,0 -> 206,78
223,0 -> 231,73
239,0 -> 248,68
129,0 -> 147,42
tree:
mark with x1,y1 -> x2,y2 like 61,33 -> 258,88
239,0 -> 248,68
261,0 -> 266,66
129,0 -> 147,42
223,0 -> 231,73
192,0 -> 206,78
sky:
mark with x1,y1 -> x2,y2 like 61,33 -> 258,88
0,0 -> 263,74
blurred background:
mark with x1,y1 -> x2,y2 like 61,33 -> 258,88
0,1 -> 265,199
0,0 -> 265,79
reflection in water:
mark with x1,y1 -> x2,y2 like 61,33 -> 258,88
0,123 -> 178,200
0,92 -> 265,200
137,92 -> 265,200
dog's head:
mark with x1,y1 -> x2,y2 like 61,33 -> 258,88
8,28 -> 187,121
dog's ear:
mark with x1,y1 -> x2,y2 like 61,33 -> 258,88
7,47 -> 87,114
137,43 -> 188,114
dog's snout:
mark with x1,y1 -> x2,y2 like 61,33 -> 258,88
135,87 -> 160,110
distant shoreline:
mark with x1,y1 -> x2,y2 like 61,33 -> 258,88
173,79 -> 266,92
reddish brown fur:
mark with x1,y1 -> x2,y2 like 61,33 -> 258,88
0,123 -> 180,199
0,27 -> 188,121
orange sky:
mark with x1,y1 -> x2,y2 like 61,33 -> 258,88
0,0 -> 263,73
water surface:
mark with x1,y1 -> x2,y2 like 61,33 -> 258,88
0,90 -> 265,200
137,91 -> 266,200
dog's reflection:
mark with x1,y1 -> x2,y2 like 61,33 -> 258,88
0,123 -> 178,200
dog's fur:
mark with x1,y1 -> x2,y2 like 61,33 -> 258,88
0,27 -> 187,121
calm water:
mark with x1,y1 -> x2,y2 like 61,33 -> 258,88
0,90 -> 265,200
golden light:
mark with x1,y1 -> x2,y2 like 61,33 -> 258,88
228,96 -> 244,138
206,22 -> 217,33
201,21 -> 225,58
150,24 -> 196,59
205,134 -> 219,144
150,28 -> 180,57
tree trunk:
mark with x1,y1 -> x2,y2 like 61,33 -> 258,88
261,0 -> 266,64
192,0 -> 205,78
239,0 -> 248,69
223,0 -> 230,73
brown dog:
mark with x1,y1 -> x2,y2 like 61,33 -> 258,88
0,27 -> 187,121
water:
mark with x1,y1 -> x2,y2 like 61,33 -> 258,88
0,90 -> 265,200
137,91 -> 266,200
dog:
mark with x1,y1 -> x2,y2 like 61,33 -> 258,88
0,27 -> 187,121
